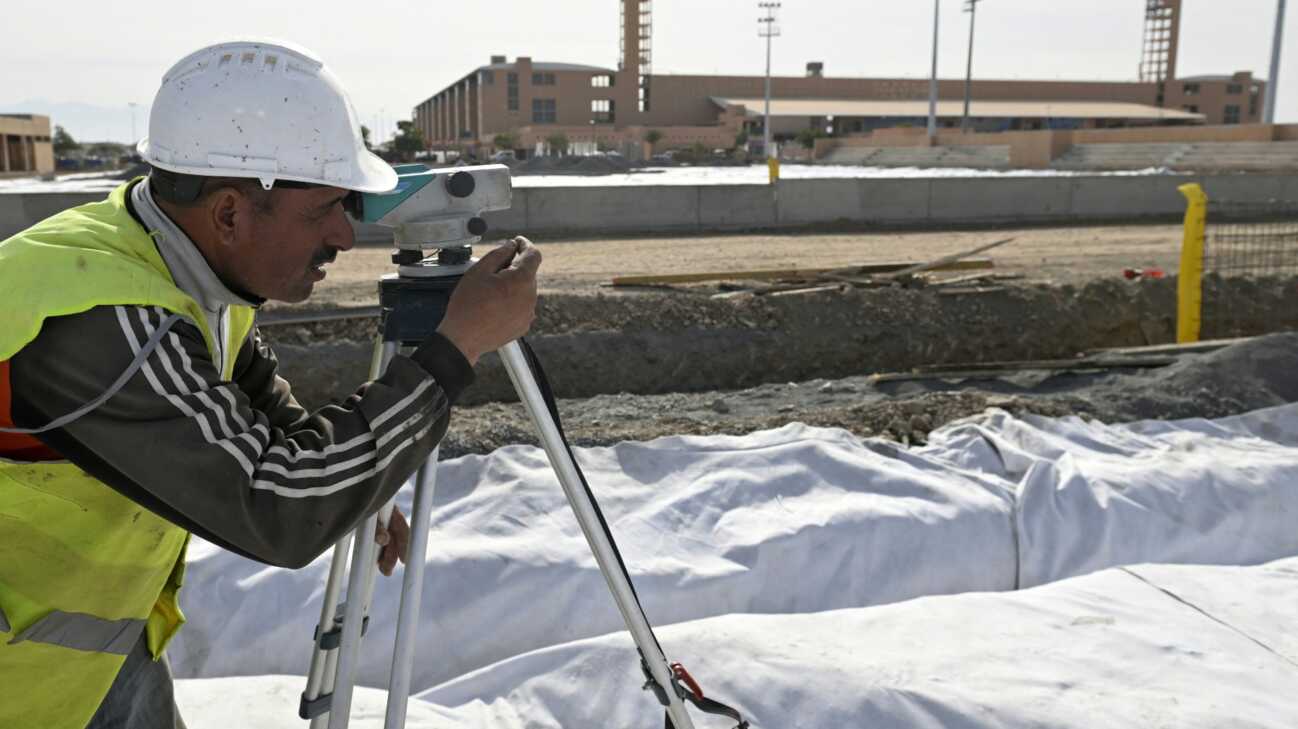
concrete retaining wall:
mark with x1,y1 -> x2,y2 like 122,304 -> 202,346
0,192 -> 103,240
815,123 -> 1298,163
485,174 -> 1290,235
4,174 -> 1292,242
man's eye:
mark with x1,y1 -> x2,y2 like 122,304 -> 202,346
342,192 -> 362,218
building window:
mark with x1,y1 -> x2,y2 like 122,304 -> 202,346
482,70 -> 494,85
591,99 -> 615,123
1225,83 -> 1242,95
1182,105 -> 1199,113
1224,105 -> 1241,124
532,98 -> 557,123
1250,91 -> 1260,117
507,73 -> 519,111
1183,82 -> 1200,96
591,74 -> 613,88
531,72 -> 556,86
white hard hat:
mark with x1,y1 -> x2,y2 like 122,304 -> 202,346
138,39 -> 397,193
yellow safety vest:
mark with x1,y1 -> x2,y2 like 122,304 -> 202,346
0,180 -> 256,729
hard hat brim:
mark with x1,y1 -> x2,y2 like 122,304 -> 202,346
138,137 -> 399,194
351,149 -> 400,193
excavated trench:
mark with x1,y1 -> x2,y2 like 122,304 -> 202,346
260,275 -> 1298,456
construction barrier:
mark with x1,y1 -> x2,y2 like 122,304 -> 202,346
1177,183 -> 1298,341
1176,183 -> 1207,343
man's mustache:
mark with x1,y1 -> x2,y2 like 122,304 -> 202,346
310,249 -> 337,266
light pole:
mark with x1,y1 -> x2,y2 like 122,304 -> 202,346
927,0 -> 940,141
961,0 -> 982,134
1264,0 -> 1287,123
759,1 -> 781,174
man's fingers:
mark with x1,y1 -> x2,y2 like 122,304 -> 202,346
510,243 -> 542,276
474,240 -> 520,273
374,510 -> 410,577
496,243 -> 541,284
378,544 -> 396,576
391,509 -> 411,566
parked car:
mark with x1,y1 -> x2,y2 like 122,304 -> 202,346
490,150 -> 517,163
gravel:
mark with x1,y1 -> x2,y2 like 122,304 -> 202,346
436,333 -> 1298,458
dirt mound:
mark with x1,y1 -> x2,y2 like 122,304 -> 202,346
437,333 -> 1298,458
264,276 -> 1298,410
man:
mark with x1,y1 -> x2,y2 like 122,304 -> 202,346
0,39 -> 540,728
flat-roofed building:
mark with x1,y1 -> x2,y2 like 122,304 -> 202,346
0,114 -> 54,177
413,0 -> 1264,157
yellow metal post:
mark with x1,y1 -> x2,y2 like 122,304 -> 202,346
1176,183 -> 1208,343
767,157 -> 780,184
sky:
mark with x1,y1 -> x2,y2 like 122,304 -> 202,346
3,0 -> 1294,144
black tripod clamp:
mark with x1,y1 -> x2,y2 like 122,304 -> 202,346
378,244 -> 477,347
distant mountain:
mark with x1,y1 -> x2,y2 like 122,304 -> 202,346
0,100 -> 148,145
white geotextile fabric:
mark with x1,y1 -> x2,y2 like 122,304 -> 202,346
167,403 -> 1298,724
170,424 -> 1020,688
175,557 -> 1298,729
924,404 -> 1298,587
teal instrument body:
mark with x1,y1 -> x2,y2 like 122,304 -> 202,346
357,163 -> 511,234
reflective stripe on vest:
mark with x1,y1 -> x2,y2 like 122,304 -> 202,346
8,610 -> 145,656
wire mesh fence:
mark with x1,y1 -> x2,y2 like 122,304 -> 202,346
1200,199 -> 1298,339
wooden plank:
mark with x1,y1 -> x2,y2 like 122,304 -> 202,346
912,355 -> 1178,374
885,237 -> 1016,278
868,356 -> 1178,383
765,284 -> 844,298
929,272 -> 1026,287
1088,337 -> 1251,357
610,258 -> 994,287
935,286 -> 1008,296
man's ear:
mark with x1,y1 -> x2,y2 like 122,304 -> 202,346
208,189 -> 241,246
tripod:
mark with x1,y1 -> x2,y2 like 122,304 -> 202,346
297,249 -> 714,729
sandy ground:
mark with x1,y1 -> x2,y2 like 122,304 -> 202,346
271,223 -> 1185,311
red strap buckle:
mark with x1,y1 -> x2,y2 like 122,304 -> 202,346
670,662 -> 705,701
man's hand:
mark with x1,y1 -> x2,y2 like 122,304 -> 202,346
436,236 -> 541,365
375,508 -> 410,577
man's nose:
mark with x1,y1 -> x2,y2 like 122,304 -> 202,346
326,207 -> 356,252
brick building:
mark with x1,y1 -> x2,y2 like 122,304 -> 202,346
0,114 -> 55,177
413,0 -> 1264,158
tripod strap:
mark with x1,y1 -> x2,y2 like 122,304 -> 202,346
0,313 -> 184,435
517,339 -> 748,729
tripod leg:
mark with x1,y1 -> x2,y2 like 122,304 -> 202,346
384,451 -> 440,729
327,510 -> 382,729
497,341 -> 697,729
302,338 -> 400,729
302,534 -> 352,727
